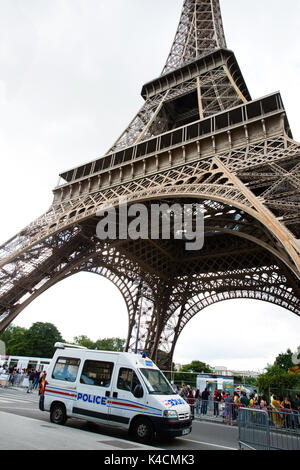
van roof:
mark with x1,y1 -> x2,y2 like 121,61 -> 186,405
53,344 -> 158,367
55,343 -> 145,358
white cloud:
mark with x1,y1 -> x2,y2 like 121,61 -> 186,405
173,300 -> 300,370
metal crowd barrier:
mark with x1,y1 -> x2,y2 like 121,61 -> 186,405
238,408 -> 300,450
188,398 -> 240,423
0,373 -> 29,388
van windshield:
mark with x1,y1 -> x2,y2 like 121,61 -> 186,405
139,368 -> 174,395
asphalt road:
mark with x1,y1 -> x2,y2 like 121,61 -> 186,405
0,387 -> 239,451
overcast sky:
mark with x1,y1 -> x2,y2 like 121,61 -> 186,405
0,0 -> 299,371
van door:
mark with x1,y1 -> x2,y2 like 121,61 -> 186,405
108,366 -> 146,427
72,359 -> 114,424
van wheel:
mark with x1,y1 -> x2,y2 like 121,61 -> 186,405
50,403 -> 67,425
132,417 -> 154,445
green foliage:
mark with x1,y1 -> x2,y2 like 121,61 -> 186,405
95,337 -> 125,352
73,335 -> 125,352
26,323 -> 64,358
234,375 -> 257,386
173,360 -> 212,387
273,349 -> 294,371
0,322 -> 64,358
73,335 -> 96,350
180,360 -> 212,374
0,323 -> 126,358
2,326 -> 30,356
256,347 -> 300,395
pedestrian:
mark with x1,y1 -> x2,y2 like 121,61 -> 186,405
240,391 -> 250,408
195,389 -> 200,415
9,370 -> 16,386
201,388 -> 210,415
27,370 -> 35,393
39,372 -> 48,396
259,395 -> 268,410
282,396 -> 294,429
224,392 -> 233,425
187,388 -> 195,419
249,393 -> 255,408
38,372 -> 48,411
271,394 -> 283,427
295,394 -> 300,412
233,392 -> 239,421
179,384 -> 188,400
213,388 -> 221,417
33,370 -> 41,390
294,394 -> 300,427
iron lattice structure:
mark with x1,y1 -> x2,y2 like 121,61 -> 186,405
0,0 -> 299,368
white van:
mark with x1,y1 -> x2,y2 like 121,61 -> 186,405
40,343 -> 192,443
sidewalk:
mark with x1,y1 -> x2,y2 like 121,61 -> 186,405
0,410 -> 160,450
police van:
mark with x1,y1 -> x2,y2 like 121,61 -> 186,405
40,343 -> 192,443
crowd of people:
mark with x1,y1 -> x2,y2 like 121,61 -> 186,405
175,383 -> 300,428
0,363 -> 47,396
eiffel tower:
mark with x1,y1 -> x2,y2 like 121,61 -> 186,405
0,0 -> 299,368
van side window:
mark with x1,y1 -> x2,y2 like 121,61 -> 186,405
117,368 -> 141,393
52,357 -> 80,382
80,360 -> 114,387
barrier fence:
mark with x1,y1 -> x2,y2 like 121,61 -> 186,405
0,373 -> 30,389
238,408 -> 300,450
183,398 -> 300,429
187,398 -> 247,423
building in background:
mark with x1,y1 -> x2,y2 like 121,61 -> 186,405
211,366 -> 261,378
0,355 -> 50,372
196,373 -> 234,395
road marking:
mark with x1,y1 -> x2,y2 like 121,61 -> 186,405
0,406 -> 41,410
192,419 -> 237,429
178,437 -> 237,450
0,398 -> 24,403
0,396 -> 37,403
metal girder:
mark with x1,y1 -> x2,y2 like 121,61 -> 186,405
162,0 -> 227,75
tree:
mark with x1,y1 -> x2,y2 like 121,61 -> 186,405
256,363 -> 300,395
2,326 -> 30,356
0,322 -> 64,357
73,335 -> 96,349
180,361 -> 212,374
95,337 -> 125,352
73,335 -> 125,352
274,349 -> 294,371
255,347 -> 300,395
0,325 -> 16,347
26,322 -> 64,358
173,360 -> 212,387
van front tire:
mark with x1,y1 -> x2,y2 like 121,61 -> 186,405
131,417 -> 155,445
50,403 -> 67,425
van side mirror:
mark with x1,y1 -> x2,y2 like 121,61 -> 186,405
133,384 -> 143,398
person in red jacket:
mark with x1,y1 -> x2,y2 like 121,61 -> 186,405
187,388 -> 195,419
38,372 -> 48,411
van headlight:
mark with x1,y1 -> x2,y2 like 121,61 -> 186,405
163,410 -> 178,419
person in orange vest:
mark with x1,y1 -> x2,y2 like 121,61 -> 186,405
38,371 -> 48,411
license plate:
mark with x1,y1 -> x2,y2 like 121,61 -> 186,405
182,428 -> 190,436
